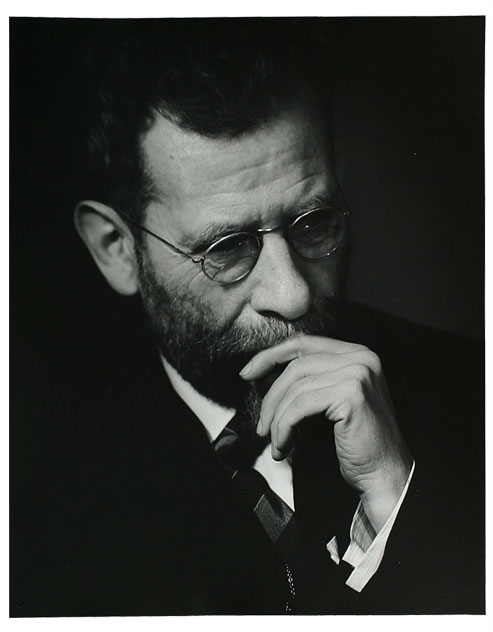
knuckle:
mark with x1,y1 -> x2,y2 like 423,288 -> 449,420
291,391 -> 311,416
343,377 -> 366,406
288,356 -> 307,378
363,349 -> 381,373
353,363 -> 371,383
282,382 -> 304,409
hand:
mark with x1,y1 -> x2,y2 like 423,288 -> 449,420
239,335 -> 413,531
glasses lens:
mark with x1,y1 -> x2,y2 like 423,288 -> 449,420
203,233 -> 260,283
290,207 -> 346,260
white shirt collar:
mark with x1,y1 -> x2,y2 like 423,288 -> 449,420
161,355 -> 236,442
161,354 -> 295,510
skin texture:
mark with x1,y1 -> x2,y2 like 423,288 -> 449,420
139,101 -> 343,322
75,100 -> 412,532
240,336 -> 412,531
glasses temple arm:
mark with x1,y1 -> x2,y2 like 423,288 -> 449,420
117,210 -> 203,263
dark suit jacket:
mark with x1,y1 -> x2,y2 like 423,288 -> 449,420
10,303 -> 484,615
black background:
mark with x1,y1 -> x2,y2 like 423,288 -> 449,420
10,16 -> 484,418
9,17 -> 485,616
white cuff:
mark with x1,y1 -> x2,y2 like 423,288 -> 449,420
327,461 -> 416,592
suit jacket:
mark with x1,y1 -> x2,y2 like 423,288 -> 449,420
10,302 -> 484,616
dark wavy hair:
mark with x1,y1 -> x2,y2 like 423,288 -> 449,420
76,19 -> 331,226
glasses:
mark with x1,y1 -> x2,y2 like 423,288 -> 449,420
121,206 -> 349,285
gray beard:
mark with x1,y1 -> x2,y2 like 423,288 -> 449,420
136,251 -> 343,434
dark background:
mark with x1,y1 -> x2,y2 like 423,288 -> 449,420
9,17 -> 485,616
11,16 -> 484,348
10,16 -> 484,407
331,18 -> 484,339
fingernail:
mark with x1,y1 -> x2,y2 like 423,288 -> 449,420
256,418 -> 262,435
271,445 -> 282,461
239,361 -> 252,377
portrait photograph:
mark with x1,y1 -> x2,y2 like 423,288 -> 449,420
7,3 -> 486,625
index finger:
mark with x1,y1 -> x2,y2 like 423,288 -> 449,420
239,334 -> 358,381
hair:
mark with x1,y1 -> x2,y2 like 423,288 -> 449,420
76,18 -> 332,227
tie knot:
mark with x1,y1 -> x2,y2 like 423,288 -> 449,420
213,413 -> 269,470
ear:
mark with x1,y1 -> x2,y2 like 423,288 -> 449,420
74,200 -> 139,296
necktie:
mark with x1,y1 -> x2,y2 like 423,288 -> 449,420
213,413 -> 302,612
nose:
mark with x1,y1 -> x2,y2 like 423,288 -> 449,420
249,234 -> 313,320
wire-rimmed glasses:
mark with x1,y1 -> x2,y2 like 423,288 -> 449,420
121,206 -> 349,285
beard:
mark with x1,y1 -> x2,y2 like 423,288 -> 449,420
136,250 -> 343,434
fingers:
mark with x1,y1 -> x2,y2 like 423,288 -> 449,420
266,365 -> 374,460
237,334 -> 384,462
270,376 -> 330,461
270,385 -> 335,460
257,350 -> 380,433
239,335 -> 362,381
270,376 -> 354,461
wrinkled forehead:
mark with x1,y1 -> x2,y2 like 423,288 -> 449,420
140,101 -> 337,238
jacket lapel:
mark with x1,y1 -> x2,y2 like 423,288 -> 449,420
137,351 -> 291,613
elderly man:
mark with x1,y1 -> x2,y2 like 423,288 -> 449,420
12,20 -> 484,616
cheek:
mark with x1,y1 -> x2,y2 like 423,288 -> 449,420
143,243 -> 250,324
305,254 -> 347,297
197,284 -> 251,325
144,239 -> 204,291
162,260 -> 250,326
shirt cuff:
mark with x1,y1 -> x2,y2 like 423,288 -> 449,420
327,461 -> 416,592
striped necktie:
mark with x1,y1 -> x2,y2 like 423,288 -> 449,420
213,413 -> 302,612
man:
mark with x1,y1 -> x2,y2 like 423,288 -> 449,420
11,19 -> 484,616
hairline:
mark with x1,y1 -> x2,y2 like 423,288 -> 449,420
135,89 -> 332,228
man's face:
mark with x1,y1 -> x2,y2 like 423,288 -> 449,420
136,100 -> 348,422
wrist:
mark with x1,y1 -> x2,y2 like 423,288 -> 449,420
360,457 -> 412,532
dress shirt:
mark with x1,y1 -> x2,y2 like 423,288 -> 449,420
162,356 -> 414,592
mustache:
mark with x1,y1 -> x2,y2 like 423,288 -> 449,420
201,296 -> 341,361
137,253 -> 342,409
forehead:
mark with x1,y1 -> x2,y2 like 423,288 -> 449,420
141,101 -> 337,241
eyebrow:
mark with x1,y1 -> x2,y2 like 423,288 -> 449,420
184,219 -> 259,254
183,191 -> 339,254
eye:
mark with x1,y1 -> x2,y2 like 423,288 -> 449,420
210,234 -> 250,256
203,233 -> 261,283
289,207 -> 347,260
292,208 -> 339,241
205,233 -> 259,265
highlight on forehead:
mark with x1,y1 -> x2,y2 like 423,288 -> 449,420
140,94 -> 334,218
78,19 -> 334,234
